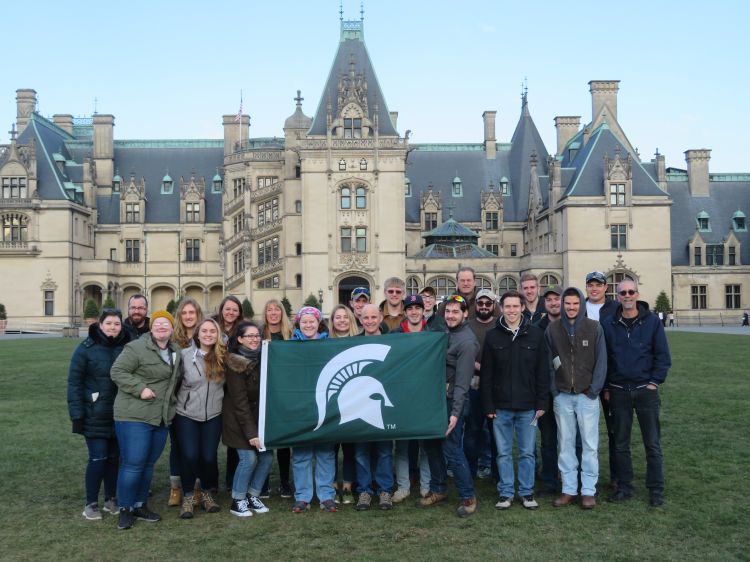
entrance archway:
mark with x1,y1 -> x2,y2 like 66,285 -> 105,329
337,275 -> 370,306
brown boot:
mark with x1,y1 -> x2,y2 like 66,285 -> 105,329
416,491 -> 447,508
580,495 -> 596,509
168,486 -> 182,507
193,485 -> 203,506
456,497 -> 477,517
553,493 -> 577,507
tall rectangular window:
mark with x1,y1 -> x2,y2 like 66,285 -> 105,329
728,246 -> 737,266
510,243 -> 517,257
233,212 -> 245,235
706,244 -> 724,266
233,251 -> 244,275
257,237 -> 279,266
125,203 -> 140,223
185,203 -> 200,223
356,228 -> 367,252
232,178 -> 246,199
691,285 -> 707,310
257,198 -> 279,227
694,246 -> 702,266
186,239 -> 200,262
424,212 -> 437,231
726,285 -> 741,309
109,248 -> 117,261
610,224 -> 627,250
485,211 -> 499,231
43,290 -> 54,316
125,239 -> 140,262
296,274 -> 302,288
340,227 -> 352,252
610,183 -> 625,206
295,243 -> 302,256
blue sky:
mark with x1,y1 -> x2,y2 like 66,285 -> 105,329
3,0 -> 748,171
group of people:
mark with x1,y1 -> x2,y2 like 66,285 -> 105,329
67,267 -> 671,529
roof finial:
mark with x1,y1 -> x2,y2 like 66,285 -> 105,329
294,90 -> 304,108
360,0 -> 364,20
94,97 -> 98,115
520,77 -> 528,107
339,0 -> 343,21
9,123 -> 17,142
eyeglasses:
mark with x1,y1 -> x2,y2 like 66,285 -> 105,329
241,333 -> 261,339
619,290 -> 637,296
129,306 -> 147,311
386,289 -> 403,295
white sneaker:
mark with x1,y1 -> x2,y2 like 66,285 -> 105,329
247,495 -> 269,514
82,503 -> 102,520
495,496 -> 513,510
521,495 -> 539,510
392,489 -> 411,503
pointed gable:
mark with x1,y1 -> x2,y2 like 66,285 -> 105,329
308,20 -> 398,137
508,96 -> 549,221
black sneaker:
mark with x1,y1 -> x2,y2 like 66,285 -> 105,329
133,504 -> 161,522
278,482 -> 293,498
608,489 -> 633,503
118,508 -> 135,530
230,498 -> 253,518
259,483 -> 271,499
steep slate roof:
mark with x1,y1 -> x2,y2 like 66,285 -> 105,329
669,178 -> 750,265
561,123 -> 667,198
95,142 -> 224,224
308,21 -> 398,136
507,98 -> 549,220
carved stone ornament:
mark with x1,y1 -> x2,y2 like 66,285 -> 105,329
340,253 -> 368,269
40,271 -> 58,291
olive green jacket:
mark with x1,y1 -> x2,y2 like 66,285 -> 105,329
111,335 -> 182,426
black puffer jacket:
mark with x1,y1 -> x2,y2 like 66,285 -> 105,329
67,323 -> 131,438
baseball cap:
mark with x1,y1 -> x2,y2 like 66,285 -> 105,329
585,271 -> 607,284
419,286 -> 436,298
403,294 -> 424,309
350,287 -> 371,301
476,289 -> 497,302
543,284 -> 562,297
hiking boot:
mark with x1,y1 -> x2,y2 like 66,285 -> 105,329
456,497 -> 477,518
553,493 -> 577,507
179,495 -> 195,519
247,495 -> 269,514
291,500 -> 309,513
320,499 -> 337,512
168,486 -> 182,507
379,491 -> 393,510
102,498 -> 118,514
581,495 -> 596,509
193,486 -> 203,506
117,508 -> 135,530
230,497 -> 253,517
417,491 -> 447,508
608,489 -> 633,503
392,489 -> 411,503
521,495 -> 539,510
495,496 -> 513,510
278,482 -> 293,498
133,504 -> 161,522
201,492 -> 220,513
356,491 -> 372,511
82,503 -> 102,520
420,488 -> 429,498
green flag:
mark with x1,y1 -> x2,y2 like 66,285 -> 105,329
259,332 -> 448,449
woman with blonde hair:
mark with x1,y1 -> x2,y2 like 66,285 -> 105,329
327,304 -> 360,503
167,298 -> 204,507
174,318 -> 227,519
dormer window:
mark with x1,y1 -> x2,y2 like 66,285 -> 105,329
452,176 -> 463,197
344,118 -> 362,139
112,174 -> 122,193
733,210 -> 747,232
212,171 -> 223,193
697,211 -> 711,232
609,183 -> 626,206
405,177 -> 411,197
499,177 -> 510,196
1,177 -> 27,199
339,159 -> 346,171
359,158 -> 367,171
162,174 -> 174,194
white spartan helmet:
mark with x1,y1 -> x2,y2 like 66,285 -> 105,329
314,344 -> 394,431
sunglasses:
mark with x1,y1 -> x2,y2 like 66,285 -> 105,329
448,295 -> 466,303
619,290 -> 637,296
386,289 -> 403,295
352,287 -> 370,295
476,300 -> 494,308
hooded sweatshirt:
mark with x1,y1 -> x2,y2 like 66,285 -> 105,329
545,287 -> 607,399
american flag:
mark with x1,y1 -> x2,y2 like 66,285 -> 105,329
234,99 -> 242,123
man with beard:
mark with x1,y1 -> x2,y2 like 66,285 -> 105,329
123,294 -> 150,339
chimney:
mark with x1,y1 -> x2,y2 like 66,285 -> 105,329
53,114 -> 74,135
654,149 -> 667,191
389,111 -> 398,131
93,114 -> 115,186
482,110 -> 497,159
554,116 -> 580,156
685,149 -> 711,197
16,89 -> 37,134
223,114 -> 250,157
589,80 -> 620,121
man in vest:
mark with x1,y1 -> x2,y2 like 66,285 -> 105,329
546,287 -> 607,509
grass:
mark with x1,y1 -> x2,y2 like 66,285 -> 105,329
0,332 -> 748,561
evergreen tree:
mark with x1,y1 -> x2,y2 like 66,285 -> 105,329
654,290 -> 671,313
166,299 -> 180,315
242,298 -> 254,319
303,293 -> 320,309
102,296 -> 116,310
84,299 -> 99,319
0,303 -> 7,320
281,297 -> 293,318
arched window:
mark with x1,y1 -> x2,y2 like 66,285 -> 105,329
340,187 -> 351,209
1,213 -> 29,242
497,276 -> 518,294
539,274 -> 560,288
355,186 -> 367,209
406,276 -> 420,295
606,271 -> 636,300
476,277 -> 493,291
430,276 -> 457,298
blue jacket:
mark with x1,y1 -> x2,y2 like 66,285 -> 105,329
601,302 -> 671,388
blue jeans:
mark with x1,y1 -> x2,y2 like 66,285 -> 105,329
493,409 -> 536,497
424,399 -> 475,500
173,414 -> 223,494
292,444 -> 336,503
354,441 -> 394,495
84,436 -> 119,504
554,393 -> 600,496
115,421 -> 168,509
610,386 -> 664,495
232,448 -> 273,500
394,440 -> 411,491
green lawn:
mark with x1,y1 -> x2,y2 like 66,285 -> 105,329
0,332 -> 747,561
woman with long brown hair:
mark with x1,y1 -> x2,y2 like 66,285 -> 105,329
174,318 -> 227,519
213,295 -> 242,343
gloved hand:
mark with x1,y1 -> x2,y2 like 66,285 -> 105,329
72,419 -> 85,434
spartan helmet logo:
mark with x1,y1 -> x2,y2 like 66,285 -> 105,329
314,344 -> 393,431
